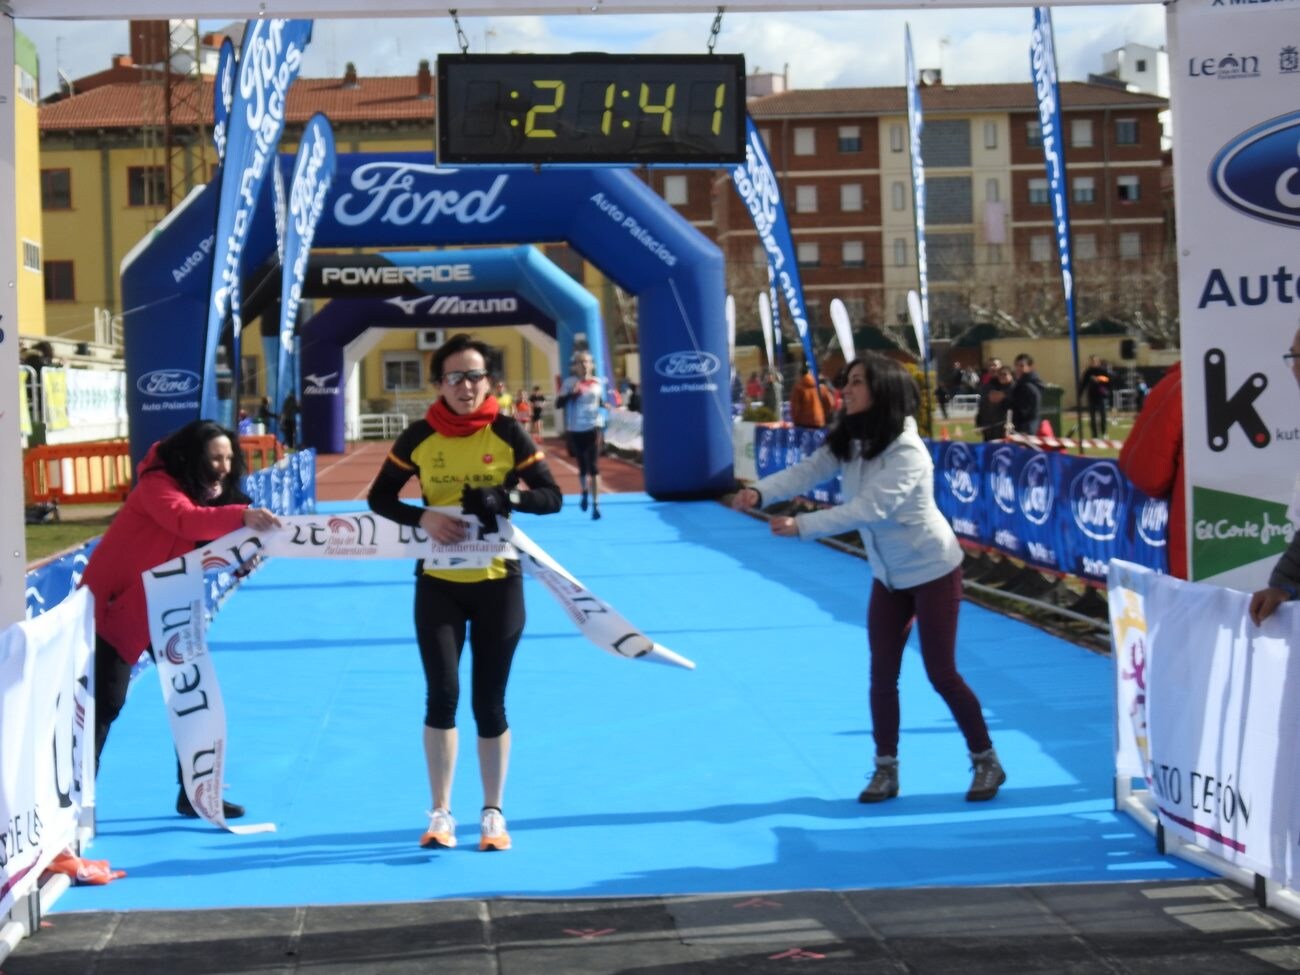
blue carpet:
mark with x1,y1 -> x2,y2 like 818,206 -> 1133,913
59,493 -> 1206,911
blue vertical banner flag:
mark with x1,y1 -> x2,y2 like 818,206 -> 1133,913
1030,8 -> 1080,393
276,112 -> 336,417
212,36 -> 235,162
904,25 -> 931,368
202,18 -> 313,422
731,115 -> 817,382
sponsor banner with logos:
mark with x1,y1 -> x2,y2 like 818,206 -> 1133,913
277,112 -> 336,417
730,116 -> 818,382
142,512 -> 691,832
1029,8 -> 1080,384
1108,562 -> 1152,781
1110,560 -> 1299,884
1169,0 -> 1300,587
904,27 -> 931,367
0,588 -> 95,917
202,18 -> 313,421
739,427 -> 1169,580
212,36 -> 234,162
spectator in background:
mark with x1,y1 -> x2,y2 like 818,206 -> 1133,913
280,393 -> 299,449
528,386 -> 546,438
626,382 -> 641,413
745,371 -> 764,402
1248,326 -> 1300,625
494,381 -> 514,417
513,389 -> 532,431
1009,353 -> 1045,435
255,395 -> 276,434
1078,355 -> 1114,438
731,371 -> 744,405
789,364 -> 826,428
979,357 -> 1003,386
79,419 -> 282,819
762,370 -> 784,418
1118,362 -> 1185,578
818,376 -> 839,418
976,366 -> 1015,442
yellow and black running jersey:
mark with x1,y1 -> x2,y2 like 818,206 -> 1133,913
368,415 -> 562,582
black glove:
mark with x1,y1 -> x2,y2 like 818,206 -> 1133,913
461,484 -> 511,534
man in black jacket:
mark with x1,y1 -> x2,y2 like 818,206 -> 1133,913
1009,353 -> 1045,435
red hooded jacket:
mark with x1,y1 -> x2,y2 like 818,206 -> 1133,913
1118,362 -> 1185,578
79,443 -> 249,663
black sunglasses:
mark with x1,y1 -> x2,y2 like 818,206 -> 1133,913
441,369 -> 490,386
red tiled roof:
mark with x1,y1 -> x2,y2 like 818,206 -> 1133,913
41,75 -> 435,131
747,81 -> 1167,117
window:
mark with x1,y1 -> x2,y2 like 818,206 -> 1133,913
893,238 -> 909,266
752,245 -> 767,266
1119,231 -> 1142,259
983,121 -> 998,149
841,240 -> 865,267
759,128 -> 774,151
838,125 -> 862,152
795,185 -> 818,213
44,260 -> 75,301
987,243 -> 1003,265
1072,176 -> 1096,204
383,352 -> 424,391
895,292 -> 910,321
1075,233 -> 1097,260
1117,175 -> 1141,202
985,178 -> 1000,203
17,67 -> 36,104
1029,235 -> 1052,263
840,183 -> 863,212
128,166 -> 167,207
844,297 -> 866,320
1135,59 -> 1147,72
1026,120 -> 1043,147
796,242 -> 820,267
1028,178 -> 1049,205
794,127 -> 816,155
662,175 -> 688,206
890,124 -> 905,153
1115,119 -> 1138,145
239,356 -> 259,397
21,240 -> 40,272
41,169 -> 72,210
891,181 -> 906,211
1071,119 -> 1093,148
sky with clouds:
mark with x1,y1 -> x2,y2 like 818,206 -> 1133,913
17,7 -> 1167,99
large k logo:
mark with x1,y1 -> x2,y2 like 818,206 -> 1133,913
1204,348 -> 1269,451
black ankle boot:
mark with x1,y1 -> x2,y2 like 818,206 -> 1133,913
966,749 -> 1006,802
857,758 -> 899,803
176,787 -> 246,820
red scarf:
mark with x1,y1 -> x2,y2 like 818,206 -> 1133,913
425,395 -> 499,437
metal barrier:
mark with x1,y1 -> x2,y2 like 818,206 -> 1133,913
23,436 -> 286,505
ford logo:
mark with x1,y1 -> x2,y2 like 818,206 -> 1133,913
1210,111 -> 1300,227
137,369 -> 201,397
654,350 -> 722,379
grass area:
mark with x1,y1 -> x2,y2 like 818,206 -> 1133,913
25,508 -> 117,565
935,410 -> 1134,459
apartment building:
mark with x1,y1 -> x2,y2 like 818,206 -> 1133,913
644,78 -> 1169,350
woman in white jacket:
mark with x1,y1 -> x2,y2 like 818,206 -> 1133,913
732,355 -> 1005,803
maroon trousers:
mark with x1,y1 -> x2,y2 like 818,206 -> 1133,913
866,566 -> 992,758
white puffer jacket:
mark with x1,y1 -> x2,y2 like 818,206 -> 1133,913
754,418 -> 962,591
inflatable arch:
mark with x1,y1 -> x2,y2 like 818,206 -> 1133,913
121,152 -> 730,498
297,245 -> 604,453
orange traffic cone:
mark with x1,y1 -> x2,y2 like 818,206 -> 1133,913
939,424 -> 950,441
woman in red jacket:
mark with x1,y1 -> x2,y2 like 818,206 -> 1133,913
80,419 -> 280,818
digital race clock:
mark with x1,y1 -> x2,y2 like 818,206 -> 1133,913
437,53 -> 746,165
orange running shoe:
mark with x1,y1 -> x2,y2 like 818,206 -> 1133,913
479,807 -> 511,851
419,808 -> 457,849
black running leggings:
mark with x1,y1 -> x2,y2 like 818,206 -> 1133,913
414,573 -> 524,737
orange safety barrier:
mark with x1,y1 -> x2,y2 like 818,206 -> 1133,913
23,440 -> 132,505
24,435 -> 285,505
240,434 -> 285,472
